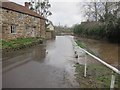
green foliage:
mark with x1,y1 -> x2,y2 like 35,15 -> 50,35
76,41 -> 86,49
74,64 -> 119,88
73,17 -> 120,43
74,63 -> 84,74
116,75 -> 120,87
105,17 -> 119,43
73,24 -> 84,35
97,77 -> 110,82
2,37 -> 43,49
76,41 -> 96,56
73,22 -> 101,37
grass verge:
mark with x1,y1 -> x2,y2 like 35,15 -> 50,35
1,37 -> 44,49
76,41 -> 96,56
74,63 -> 120,88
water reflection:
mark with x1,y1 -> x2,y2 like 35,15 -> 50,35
31,45 -> 46,62
2,44 -> 46,73
3,45 -> 46,61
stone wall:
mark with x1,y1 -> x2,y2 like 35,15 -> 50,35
46,31 -> 55,40
0,7 -> 2,40
46,31 -> 52,39
1,8 -> 46,41
40,19 -> 46,39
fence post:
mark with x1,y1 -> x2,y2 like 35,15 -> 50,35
110,71 -> 115,90
84,53 -> 87,77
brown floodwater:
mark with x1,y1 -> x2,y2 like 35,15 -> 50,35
77,37 -> 119,68
2,36 -> 119,88
2,36 -> 79,88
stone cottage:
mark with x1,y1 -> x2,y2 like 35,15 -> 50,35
46,22 -> 55,31
0,2 -> 46,41
46,21 -> 55,39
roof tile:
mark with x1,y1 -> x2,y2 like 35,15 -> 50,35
1,2 -> 45,20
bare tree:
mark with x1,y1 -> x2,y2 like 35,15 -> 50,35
81,1 -> 119,22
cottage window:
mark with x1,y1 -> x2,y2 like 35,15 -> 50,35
32,26 -> 36,37
26,25 -> 30,34
11,25 -> 17,34
18,13 -> 23,19
32,26 -> 36,29
34,17 -> 37,22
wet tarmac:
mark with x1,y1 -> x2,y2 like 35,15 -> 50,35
2,36 -> 79,88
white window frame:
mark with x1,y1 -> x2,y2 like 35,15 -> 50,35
18,13 -> 23,19
11,24 -> 17,34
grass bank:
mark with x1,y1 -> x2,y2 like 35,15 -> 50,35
74,39 -> 120,88
74,63 -> 120,88
75,41 -> 97,56
1,37 -> 44,49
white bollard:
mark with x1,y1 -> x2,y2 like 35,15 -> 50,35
84,54 -> 87,77
110,72 -> 115,90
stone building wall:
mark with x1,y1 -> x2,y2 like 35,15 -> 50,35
1,8 -> 46,41
46,31 -> 52,39
0,7 -> 2,40
40,19 -> 46,39
46,31 -> 55,40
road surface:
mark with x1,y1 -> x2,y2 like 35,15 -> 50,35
3,36 -> 79,88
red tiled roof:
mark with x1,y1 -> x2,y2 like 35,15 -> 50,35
1,2 -> 46,20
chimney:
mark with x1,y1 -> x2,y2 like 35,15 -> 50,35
25,2 -> 29,9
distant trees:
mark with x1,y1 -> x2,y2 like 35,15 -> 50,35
29,0 -> 52,18
82,2 -> 119,22
74,1 -> 120,43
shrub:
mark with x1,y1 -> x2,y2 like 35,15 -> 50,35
73,18 -> 120,43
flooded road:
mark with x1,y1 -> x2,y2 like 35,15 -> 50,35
77,37 -> 118,67
2,36 -> 78,88
3,36 -> 118,88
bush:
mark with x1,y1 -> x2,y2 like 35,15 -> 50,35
73,18 -> 120,43
105,18 -> 120,43
73,24 -> 84,35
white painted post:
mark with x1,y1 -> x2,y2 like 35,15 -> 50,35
84,54 -> 87,77
110,72 -> 115,90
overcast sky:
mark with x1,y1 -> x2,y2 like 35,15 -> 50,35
48,2 -> 86,27
8,0 -> 119,27
7,0 -> 86,27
